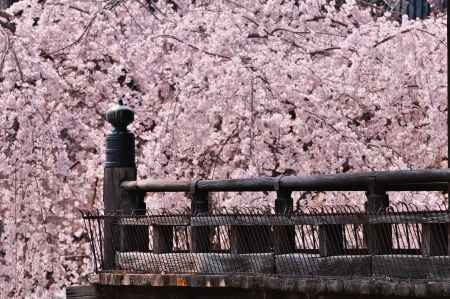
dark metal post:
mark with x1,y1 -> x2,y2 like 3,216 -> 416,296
103,100 -> 147,269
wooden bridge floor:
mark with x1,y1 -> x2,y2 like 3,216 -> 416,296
65,272 -> 450,298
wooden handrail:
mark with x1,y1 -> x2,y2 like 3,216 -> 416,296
121,169 -> 450,192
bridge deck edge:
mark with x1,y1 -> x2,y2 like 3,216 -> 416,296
89,273 -> 450,297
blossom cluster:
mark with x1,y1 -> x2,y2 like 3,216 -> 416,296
0,0 -> 446,297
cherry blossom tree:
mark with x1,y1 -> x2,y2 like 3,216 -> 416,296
0,0 -> 447,297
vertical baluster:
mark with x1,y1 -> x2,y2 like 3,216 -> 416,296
152,223 -> 173,253
230,214 -> 272,254
365,179 -> 391,255
318,224 -> 344,257
191,181 -> 210,253
422,223 -> 448,256
230,221 -> 272,253
318,206 -> 343,257
274,177 -> 294,254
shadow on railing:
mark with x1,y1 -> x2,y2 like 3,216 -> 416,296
81,203 -> 450,280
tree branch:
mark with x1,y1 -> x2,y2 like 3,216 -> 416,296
11,45 -> 23,81
373,28 -> 412,48
152,34 -> 231,60
48,13 -> 98,55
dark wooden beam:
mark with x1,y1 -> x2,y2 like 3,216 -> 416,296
66,286 -> 99,299
121,170 -> 450,193
117,211 -> 450,227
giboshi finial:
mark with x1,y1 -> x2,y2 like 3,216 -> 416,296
105,99 -> 134,132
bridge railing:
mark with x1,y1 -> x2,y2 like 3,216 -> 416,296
81,197 -> 450,280
90,101 -> 450,281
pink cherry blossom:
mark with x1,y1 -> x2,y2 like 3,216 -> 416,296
0,0 -> 447,297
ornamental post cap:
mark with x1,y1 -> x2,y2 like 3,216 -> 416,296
105,99 -> 134,132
